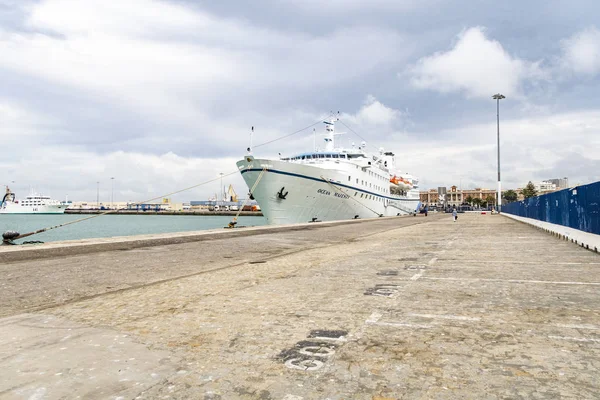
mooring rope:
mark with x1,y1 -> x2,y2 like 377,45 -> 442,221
7,171 -> 241,242
253,118 -> 329,149
319,176 -> 382,217
227,167 -> 268,228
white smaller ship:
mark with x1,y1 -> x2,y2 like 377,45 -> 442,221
0,187 -> 67,214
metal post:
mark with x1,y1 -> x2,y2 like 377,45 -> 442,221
111,177 -> 114,209
220,173 -> 224,202
492,93 -> 505,213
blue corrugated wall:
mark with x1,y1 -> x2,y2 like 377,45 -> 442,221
503,181 -> 600,234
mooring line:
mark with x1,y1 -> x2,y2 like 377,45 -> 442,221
319,176 -> 382,217
4,171 -> 241,243
228,167 -> 267,228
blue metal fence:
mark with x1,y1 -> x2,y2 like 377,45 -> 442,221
503,181 -> 600,234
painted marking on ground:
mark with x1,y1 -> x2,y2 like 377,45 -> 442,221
423,277 -> 600,286
278,331 -> 348,372
548,335 -> 600,343
365,311 -> 383,324
445,260 -> 600,265
372,321 -> 432,329
410,271 -> 424,280
553,323 -> 600,330
407,313 -> 480,322
283,395 -> 304,400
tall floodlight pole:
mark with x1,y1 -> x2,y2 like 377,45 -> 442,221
111,177 -> 115,209
220,173 -> 224,202
492,93 -> 505,213
96,181 -> 100,209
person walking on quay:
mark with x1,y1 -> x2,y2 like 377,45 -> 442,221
452,207 -> 457,222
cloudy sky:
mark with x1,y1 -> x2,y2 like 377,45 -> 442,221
1,0 -> 599,203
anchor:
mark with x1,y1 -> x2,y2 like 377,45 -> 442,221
277,187 -> 289,200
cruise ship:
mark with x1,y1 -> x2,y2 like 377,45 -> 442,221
0,187 -> 67,214
236,119 -> 421,225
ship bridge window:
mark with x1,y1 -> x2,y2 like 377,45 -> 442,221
301,156 -> 305,160
319,154 -> 324,158
333,154 -> 339,158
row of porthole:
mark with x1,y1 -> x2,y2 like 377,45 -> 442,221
347,175 -> 389,194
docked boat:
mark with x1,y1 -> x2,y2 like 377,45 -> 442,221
0,187 -> 67,214
236,118 -> 421,225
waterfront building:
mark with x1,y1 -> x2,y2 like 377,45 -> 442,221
420,185 -> 511,208
534,181 -> 558,194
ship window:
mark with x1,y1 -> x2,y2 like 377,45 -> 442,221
354,192 -> 357,196
348,176 -> 351,181
301,156 -> 305,160
333,154 -> 339,158
319,154 -> 324,158
356,178 -> 358,183
361,193 -> 364,198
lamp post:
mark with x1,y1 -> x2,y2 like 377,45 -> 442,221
219,173 -> 224,202
492,93 -> 505,213
110,177 -> 115,209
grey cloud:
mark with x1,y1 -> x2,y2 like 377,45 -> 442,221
1,0 -> 599,202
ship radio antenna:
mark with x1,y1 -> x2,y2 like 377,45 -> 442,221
248,126 -> 254,155
313,128 -> 316,151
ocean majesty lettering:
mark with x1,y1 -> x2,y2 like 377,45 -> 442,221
317,188 -> 349,199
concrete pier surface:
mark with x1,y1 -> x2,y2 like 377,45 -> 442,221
1,214 -> 599,399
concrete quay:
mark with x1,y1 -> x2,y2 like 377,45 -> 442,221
1,214 -> 599,399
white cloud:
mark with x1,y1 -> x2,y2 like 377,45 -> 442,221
0,145 -> 247,203
342,95 -> 405,126
280,0 -> 438,12
408,27 -> 544,99
560,27 -> 600,76
0,0 -> 409,137
391,110 -> 600,190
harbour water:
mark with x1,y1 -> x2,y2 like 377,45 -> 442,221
0,214 -> 266,244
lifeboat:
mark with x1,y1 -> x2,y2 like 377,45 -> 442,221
400,177 -> 413,190
390,175 -> 412,191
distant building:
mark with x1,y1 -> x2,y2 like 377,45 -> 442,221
190,200 -> 259,211
420,185 -> 504,208
534,181 -> 557,194
546,177 -> 569,189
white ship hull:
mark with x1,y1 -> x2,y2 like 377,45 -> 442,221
237,157 -> 421,225
0,203 -> 66,214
